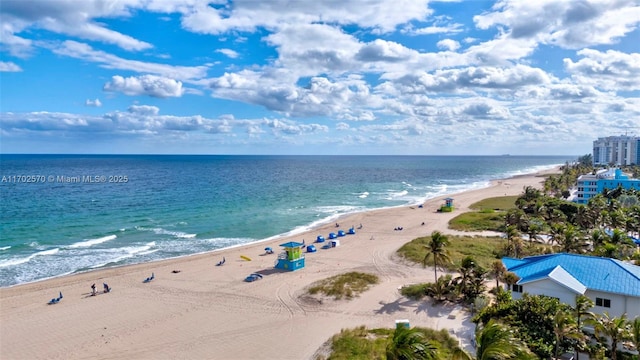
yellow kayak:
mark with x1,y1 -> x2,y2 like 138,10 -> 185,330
240,255 -> 251,261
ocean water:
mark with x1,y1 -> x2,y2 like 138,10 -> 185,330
0,154 -> 571,287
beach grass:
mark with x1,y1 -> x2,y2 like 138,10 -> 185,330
397,235 -> 505,271
448,211 -> 506,232
469,196 -> 518,210
448,196 -> 517,232
308,272 -> 379,300
318,326 -> 459,360
398,283 -> 429,300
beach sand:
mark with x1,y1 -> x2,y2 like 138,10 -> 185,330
0,169 -> 555,360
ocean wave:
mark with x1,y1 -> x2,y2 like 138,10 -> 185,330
89,242 -> 157,268
385,190 -> 409,200
141,227 -> 197,239
358,191 -> 369,198
315,205 -> 362,214
0,246 -> 11,251
0,248 -> 60,268
68,235 -> 117,249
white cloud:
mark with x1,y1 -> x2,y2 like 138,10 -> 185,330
356,39 -> 419,63
179,0 -> 434,35
216,48 -> 240,59
52,41 -> 208,80
405,23 -> 463,35
104,75 -> 184,98
380,64 -> 551,95
474,0 -> 640,49
128,105 -> 159,116
1,0 -> 152,51
85,98 -> 102,107
564,49 -> 640,91
436,39 -> 460,51
0,61 -> 22,72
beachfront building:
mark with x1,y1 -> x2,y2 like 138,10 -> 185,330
593,135 -> 640,166
502,253 -> 640,319
573,168 -> 640,204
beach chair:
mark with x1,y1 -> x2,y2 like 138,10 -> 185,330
48,292 -> 63,305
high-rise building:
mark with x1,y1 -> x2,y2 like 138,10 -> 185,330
592,135 -> 640,166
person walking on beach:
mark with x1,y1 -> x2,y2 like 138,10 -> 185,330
91,283 -> 96,296
103,283 -> 110,293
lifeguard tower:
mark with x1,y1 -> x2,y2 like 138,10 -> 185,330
439,197 -> 454,212
275,241 -> 305,271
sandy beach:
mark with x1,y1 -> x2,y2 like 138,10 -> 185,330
0,169 -> 555,360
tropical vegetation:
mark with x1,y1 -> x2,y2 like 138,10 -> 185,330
307,272 -> 379,300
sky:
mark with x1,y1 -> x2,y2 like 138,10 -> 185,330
0,0 -> 639,155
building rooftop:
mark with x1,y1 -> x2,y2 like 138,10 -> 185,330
503,253 -> 640,297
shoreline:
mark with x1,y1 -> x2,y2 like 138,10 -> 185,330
2,165 -> 558,290
0,167 -> 558,360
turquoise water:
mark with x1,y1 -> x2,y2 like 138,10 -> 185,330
0,154 -> 571,287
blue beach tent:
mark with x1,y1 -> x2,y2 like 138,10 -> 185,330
316,235 -> 325,243
328,232 -> 337,239
337,230 -> 346,237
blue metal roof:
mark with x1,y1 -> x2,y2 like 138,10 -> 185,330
503,253 -> 640,297
279,241 -> 304,248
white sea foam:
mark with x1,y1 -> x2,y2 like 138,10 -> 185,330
315,205 -> 362,214
68,235 -> 117,248
358,192 -> 369,198
148,227 -> 197,239
89,242 -> 157,269
0,248 -> 60,268
385,190 -> 409,200
0,246 -> 11,251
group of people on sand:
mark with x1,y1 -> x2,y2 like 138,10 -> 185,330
90,282 -> 111,296
393,226 -> 404,231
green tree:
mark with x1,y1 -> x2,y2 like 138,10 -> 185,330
591,312 -> 632,360
631,317 -> 640,355
385,326 -> 440,360
553,310 -> 584,360
502,272 -> 519,293
422,231 -> 451,283
474,294 -> 571,358
572,295 -> 594,360
475,320 -> 536,360
489,260 -> 506,290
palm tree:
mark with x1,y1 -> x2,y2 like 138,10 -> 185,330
502,271 -> 520,293
591,312 -> 632,360
423,231 -> 451,283
573,295 -> 595,329
489,260 -> 506,290
631,317 -> 640,355
553,310 -> 584,360
425,274 -> 454,303
572,295 -> 595,360
385,326 -> 440,360
455,256 -> 476,300
504,225 -> 520,257
475,319 -> 535,360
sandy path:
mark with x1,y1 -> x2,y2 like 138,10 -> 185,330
0,170 -> 553,360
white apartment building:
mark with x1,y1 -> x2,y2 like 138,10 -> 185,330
593,135 -> 640,166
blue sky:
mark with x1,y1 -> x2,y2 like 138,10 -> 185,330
1,0 -> 639,155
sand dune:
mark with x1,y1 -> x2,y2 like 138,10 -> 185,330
0,170 -> 554,360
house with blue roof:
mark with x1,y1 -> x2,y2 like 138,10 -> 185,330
503,253 -> 640,319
